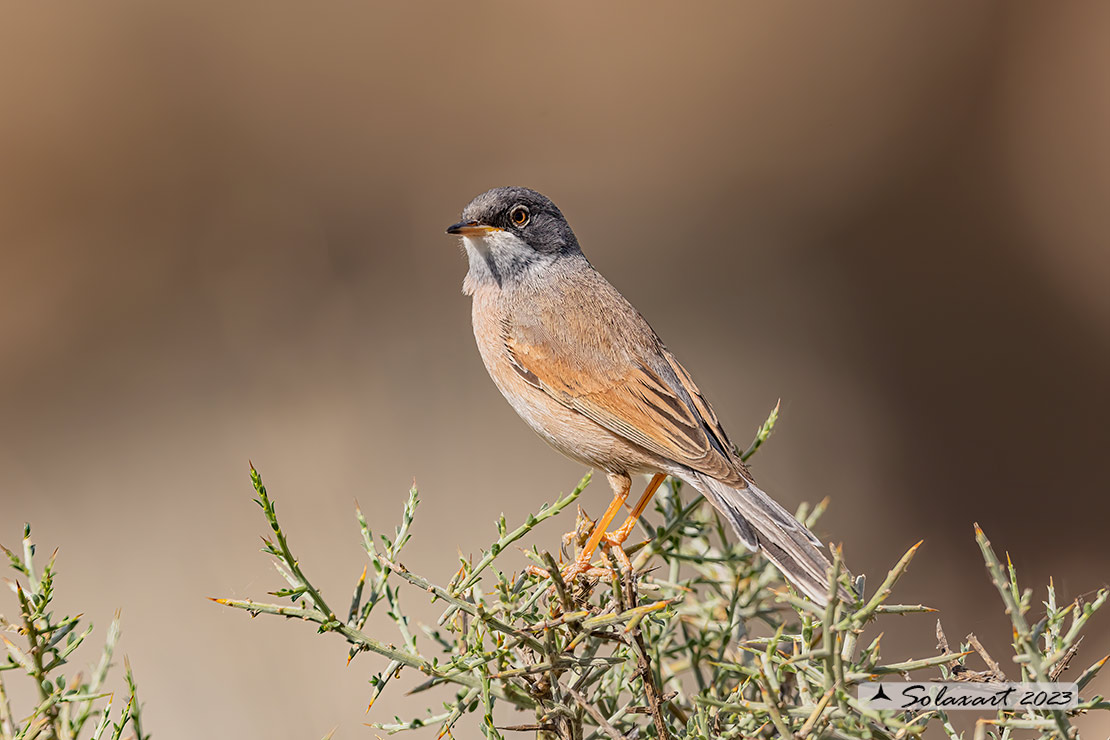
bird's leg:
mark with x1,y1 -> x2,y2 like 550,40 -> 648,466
604,473 -> 666,547
532,474 -> 665,587
534,473 -> 630,585
578,473 -> 632,560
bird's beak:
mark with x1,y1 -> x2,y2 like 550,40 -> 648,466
446,220 -> 502,236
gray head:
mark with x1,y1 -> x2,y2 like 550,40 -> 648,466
447,187 -> 583,292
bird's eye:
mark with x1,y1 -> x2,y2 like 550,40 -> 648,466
509,205 -> 530,227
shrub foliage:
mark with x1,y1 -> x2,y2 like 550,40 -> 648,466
218,411 -> 1108,739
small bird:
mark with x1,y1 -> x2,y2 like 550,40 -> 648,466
447,187 -> 851,604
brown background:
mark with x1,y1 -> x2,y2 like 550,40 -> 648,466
1,2 -> 1108,738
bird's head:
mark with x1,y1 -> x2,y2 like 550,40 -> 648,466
447,187 -> 582,291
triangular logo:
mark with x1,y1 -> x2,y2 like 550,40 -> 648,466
872,684 -> 891,701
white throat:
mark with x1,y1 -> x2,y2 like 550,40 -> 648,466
460,231 -> 550,295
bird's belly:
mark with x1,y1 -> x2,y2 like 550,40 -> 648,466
500,381 -> 617,466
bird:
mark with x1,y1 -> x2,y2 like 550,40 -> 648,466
446,186 -> 852,605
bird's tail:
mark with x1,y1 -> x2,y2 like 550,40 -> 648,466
686,472 -> 854,605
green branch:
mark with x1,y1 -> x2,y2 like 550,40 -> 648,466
218,413 -> 1107,740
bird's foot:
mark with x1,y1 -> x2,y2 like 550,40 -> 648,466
560,506 -> 596,557
524,504 -> 642,602
525,534 -> 634,590
524,557 -> 613,585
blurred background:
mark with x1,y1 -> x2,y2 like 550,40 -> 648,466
2,1 -> 1108,737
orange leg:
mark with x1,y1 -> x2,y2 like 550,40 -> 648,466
576,473 -> 631,564
564,473 -> 665,579
529,473 -> 668,587
608,473 -> 666,546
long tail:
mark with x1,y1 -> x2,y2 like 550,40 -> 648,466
686,472 -> 853,605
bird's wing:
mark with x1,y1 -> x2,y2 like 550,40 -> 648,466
503,270 -> 749,485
